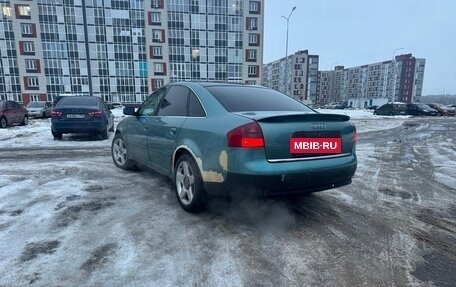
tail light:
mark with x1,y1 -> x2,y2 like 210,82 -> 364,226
88,110 -> 103,117
227,122 -> 265,148
352,133 -> 359,142
51,110 -> 62,117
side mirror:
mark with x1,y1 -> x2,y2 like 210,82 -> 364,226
123,106 -> 137,116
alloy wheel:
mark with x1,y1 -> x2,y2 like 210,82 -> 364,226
112,138 -> 128,166
175,161 -> 195,205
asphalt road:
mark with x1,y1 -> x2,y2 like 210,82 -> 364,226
0,118 -> 455,286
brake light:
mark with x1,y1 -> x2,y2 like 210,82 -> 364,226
353,133 -> 359,142
227,122 -> 265,148
51,110 -> 62,117
88,110 -> 103,117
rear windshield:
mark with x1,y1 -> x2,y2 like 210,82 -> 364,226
57,97 -> 98,107
206,86 -> 313,112
27,102 -> 44,107
416,104 -> 431,109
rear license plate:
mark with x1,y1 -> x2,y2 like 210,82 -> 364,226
290,138 -> 342,154
66,114 -> 85,119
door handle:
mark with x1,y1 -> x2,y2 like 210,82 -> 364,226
169,128 -> 177,136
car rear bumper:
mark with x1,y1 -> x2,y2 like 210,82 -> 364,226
28,111 -> 44,117
52,121 -> 106,133
204,155 -> 357,195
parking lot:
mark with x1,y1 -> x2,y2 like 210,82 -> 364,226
0,116 -> 455,286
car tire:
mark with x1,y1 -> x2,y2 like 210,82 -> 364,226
111,133 -> 136,170
42,112 -> 47,118
0,116 -> 7,128
21,115 -> 28,126
174,154 -> 207,213
52,131 -> 62,140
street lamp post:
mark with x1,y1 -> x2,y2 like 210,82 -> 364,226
281,6 -> 296,97
392,47 -> 404,60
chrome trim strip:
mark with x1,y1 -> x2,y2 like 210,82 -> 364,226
268,153 -> 352,163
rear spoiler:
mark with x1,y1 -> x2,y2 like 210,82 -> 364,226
236,113 -> 351,123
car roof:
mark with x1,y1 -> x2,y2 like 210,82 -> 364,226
170,81 -> 266,89
57,96 -> 101,104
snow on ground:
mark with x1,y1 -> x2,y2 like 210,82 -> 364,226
427,137 -> 456,189
0,108 -> 126,149
0,108 -> 407,149
1,107 -> 455,286
316,108 -> 410,133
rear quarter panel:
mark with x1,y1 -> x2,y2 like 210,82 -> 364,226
175,112 -> 251,183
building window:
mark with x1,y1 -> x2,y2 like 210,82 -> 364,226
249,1 -> 260,14
149,12 -> 161,25
248,65 -> 258,77
152,79 -> 165,91
20,41 -> 35,55
246,49 -> 257,62
154,63 -> 164,73
21,23 -> 35,37
16,5 -> 31,18
26,77 -> 39,90
246,18 -> 257,30
30,94 -> 40,102
152,0 -> 163,8
21,23 -> 32,35
248,33 -> 259,46
25,59 -> 37,72
150,46 -> 163,59
2,5 -> 12,17
152,29 -> 164,43
154,63 -> 166,75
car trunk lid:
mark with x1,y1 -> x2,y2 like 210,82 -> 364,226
233,112 -> 356,161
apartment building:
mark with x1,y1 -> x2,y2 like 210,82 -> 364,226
317,54 -> 426,108
262,50 -> 319,104
0,0 -> 264,104
146,0 -> 264,90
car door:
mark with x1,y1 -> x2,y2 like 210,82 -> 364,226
45,102 -> 53,116
406,104 -> 416,115
146,85 -> 189,175
126,88 -> 167,163
5,101 -> 18,124
99,99 -> 113,130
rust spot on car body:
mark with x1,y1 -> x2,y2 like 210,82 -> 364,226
194,150 -> 228,183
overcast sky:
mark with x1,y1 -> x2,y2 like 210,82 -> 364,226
263,0 -> 456,96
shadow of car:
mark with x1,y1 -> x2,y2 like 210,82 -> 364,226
51,96 -> 114,140
26,101 -> 53,118
0,100 -> 29,128
111,82 -> 358,213
405,103 -> 438,116
365,105 -> 378,110
373,102 -> 407,116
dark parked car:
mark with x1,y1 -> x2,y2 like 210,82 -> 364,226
111,82 -> 358,212
405,103 -> 438,116
0,100 -> 28,128
373,103 -> 407,116
51,96 -> 114,140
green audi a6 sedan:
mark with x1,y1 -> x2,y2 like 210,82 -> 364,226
111,82 -> 357,212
